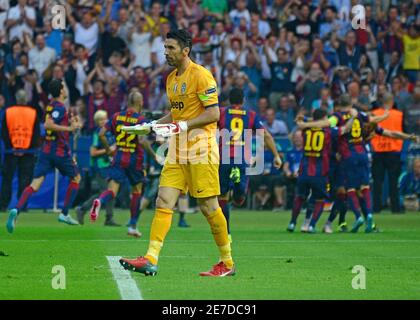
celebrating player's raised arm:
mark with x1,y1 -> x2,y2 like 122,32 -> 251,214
379,128 -> 419,142
44,115 -> 81,133
337,108 -> 358,135
369,110 -> 389,123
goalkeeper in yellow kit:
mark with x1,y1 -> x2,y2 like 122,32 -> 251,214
119,29 -> 235,277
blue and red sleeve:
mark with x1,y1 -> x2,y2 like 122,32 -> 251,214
218,107 -> 227,129
252,112 -> 264,130
51,106 -> 65,124
375,126 -> 385,135
105,114 -> 117,133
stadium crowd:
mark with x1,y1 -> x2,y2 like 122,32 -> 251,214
0,0 -> 419,214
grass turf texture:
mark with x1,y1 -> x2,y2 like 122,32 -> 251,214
1,210 -> 420,300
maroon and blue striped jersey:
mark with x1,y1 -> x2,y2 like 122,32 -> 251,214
218,106 -> 264,163
105,109 -> 146,170
299,126 -> 339,177
333,111 -> 369,159
42,100 -> 71,157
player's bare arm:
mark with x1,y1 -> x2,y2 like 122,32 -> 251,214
156,112 -> 173,124
296,118 -> 331,129
338,108 -> 357,135
139,136 -> 159,162
381,129 -> 419,143
369,110 -> 389,123
44,116 -> 81,133
98,126 -> 112,155
259,129 -> 282,169
185,106 -> 220,129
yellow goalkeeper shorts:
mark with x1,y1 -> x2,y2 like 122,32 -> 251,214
159,162 -> 220,198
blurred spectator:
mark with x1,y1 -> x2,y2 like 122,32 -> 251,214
308,37 -> 333,73
117,7 -> 133,44
263,108 -> 288,138
151,22 -> 171,67
5,0 -> 36,42
284,3 -> 318,41
282,129 -> 304,209
276,95 -> 296,131
296,62 -> 325,113
378,7 -> 403,65
144,2 -> 168,37
403,85 -> 420,135
257,96 -> 269,119
27,34 -> 56,80
100,19 -> 127,67
181,0 -> 203,24
385,51 -> 403,84
391,76 -> 412,111
66,5 -> 100,62
128,16 -> 153,69
399,158 -> 420,212
397,23 -> 420,84
44,18 -> 63,57
332,30 -> 364,72
250,11 -> 271,39
232,70 -> 258,109
201,0 -> 227,20
264,47 -> 294,109
312,87 -> 334,113
4,38 -> 22,77
229,0 -> 250,30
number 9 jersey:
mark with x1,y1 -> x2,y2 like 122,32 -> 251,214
105,109 -> 147,171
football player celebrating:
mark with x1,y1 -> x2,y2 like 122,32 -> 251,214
7,80 -> 82,233
89,91 -> 156,238
287,107 -> 358,233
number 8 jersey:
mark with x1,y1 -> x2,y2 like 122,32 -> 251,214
332,111 -> 368,160
105,109 -> 147,170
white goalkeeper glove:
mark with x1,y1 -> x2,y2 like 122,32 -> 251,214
152,121 -> 188,137
121,120 -> 157,136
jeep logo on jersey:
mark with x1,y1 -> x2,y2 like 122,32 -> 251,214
171,101 -> 184,111
181,83 -> 187,94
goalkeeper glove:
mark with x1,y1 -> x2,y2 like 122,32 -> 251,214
121,120 -> 157,136
152,121 -> 188,137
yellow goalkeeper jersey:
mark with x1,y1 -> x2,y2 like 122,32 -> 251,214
166,61 -> 220,163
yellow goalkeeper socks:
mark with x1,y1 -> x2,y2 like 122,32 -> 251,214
145,208 -> 173,265
206,207 -> 234,269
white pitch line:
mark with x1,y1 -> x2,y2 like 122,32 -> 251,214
4,239 -> 420,243
106,256 -> 143,300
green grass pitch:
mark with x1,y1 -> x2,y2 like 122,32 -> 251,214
1,209 -> 420,300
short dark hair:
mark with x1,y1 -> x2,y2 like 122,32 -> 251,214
75,43 -> 85,51
229,88 -> 244,105
337,93 -> 351,108
48,79 -> 63,98
313,108 -> 327,120
166,29 -> 192,56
